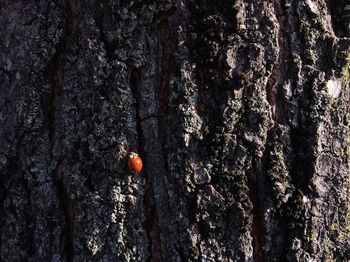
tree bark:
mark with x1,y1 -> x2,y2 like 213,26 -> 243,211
1,0 -> 349,261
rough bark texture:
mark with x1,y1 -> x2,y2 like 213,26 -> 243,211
1,0 -> 350,261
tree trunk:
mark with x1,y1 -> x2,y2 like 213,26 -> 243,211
1,0 -> 349,261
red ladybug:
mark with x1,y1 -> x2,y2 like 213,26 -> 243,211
128,152 -> 143,173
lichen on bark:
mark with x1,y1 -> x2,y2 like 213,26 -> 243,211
0,0 -> 349,261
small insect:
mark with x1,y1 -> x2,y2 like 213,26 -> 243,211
128,152 -> 143,173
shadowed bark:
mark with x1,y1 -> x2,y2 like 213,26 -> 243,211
0,0 -> 349,261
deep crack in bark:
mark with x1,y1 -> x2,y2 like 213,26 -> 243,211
49,1 -> 75,261
247,158 -> 264,262
130,68 -> 162,262
266,0 -> 284,124
52,160 -> 74,262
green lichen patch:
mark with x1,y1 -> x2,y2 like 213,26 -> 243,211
341,51 -> 350,86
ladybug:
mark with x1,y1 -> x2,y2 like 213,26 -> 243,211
128,152 -> 143,173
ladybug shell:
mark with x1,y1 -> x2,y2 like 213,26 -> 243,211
128,154 -> 143,173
